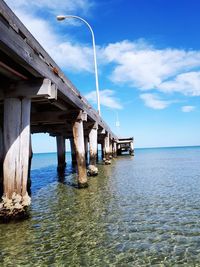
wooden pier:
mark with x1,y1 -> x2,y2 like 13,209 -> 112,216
0,0 -> 133,220
117,137 -> 134,156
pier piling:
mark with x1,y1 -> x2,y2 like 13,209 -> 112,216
56,135 -> 66,171
84,136 -> 88,165
1,98 -> 31,218
88,123 -> 98,176
104,133 -> 111,165
70,138 -> 76,166
113,141 -> 117,158
72,111 -> 88,188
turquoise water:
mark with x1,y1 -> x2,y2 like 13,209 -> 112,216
1,146 -> 200,266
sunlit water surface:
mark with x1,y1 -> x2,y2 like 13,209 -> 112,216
1,147 -> 200,266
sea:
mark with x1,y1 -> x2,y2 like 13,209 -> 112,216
1,146 -> 200,266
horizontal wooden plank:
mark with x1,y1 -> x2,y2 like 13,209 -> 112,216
4,78 -> 57,99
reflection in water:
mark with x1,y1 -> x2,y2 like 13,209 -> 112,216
1,148 -> 200,265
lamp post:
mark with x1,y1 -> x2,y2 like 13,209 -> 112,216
57,15 -> 101,115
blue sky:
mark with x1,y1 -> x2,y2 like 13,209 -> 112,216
5,0 -> 200,152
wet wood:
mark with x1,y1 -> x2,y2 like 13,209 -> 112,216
27,134 -> 32,194
56,136 -> 66,170
3,98 -> 31,198
109,140 -> 113,159
84,136 -> 88,165
88,123 -> 98,176
101,142 -> 105,160
104,133 -> 111,164
72,113 -> 88,187
70,138 -> 76,166
113,142 -> 117,158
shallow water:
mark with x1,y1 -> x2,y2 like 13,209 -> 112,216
1,147 -> 200,266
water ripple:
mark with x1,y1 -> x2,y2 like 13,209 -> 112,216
1,148 -> 200,266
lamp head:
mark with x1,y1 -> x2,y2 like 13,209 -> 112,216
56,15 -> 66,21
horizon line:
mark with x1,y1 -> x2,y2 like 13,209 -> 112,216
33,144 -> 200,154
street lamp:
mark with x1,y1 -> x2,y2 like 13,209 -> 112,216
57,15 -> 101,115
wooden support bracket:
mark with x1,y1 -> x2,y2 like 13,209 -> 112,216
3,78 -> 57,100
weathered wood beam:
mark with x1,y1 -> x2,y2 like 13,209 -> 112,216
31,108 -> 85,124
70,138 -> 76,166
84,136 -> 88,165
1,97 -> 31,218
130,141 -> 134,156
3,79 -> 57,99
88,123 -> 98,176
0,61 -> 28,80
72,111 -> 88,188
56,136 -> 66,170
101,142 -> 105,160
31,111 -> 68,123
113,141 -> 117,158
109,140 -> 113,159
104,133 -> 111,165
27,134 -> 32,194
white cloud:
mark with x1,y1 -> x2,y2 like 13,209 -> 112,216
140,93 -> 172,110
85,90 -> 123,109
158,72 -> 200,96
5,0 -> 93,15
181,105 -> 195,112
102,40 -> 200,95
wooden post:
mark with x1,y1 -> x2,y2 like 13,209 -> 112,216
72,111 -> 88,188
130,140 -> 134,156
113,142 -> 117,158
88,123 -> 98,176
117,143 -> 121,155
0,126 -> 3,197
109,139 -> 113,159
1,98 -> 31,218
96,145 -> 99,162
104,133 -> 111,165
101,142 -> 105,160
27,134 -> 33,194
56,135 -> 66,170
84,136 -> 88,165
70,138 -> 76,166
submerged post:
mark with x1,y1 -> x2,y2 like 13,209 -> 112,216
0,98 -> 31,219
101,142 -> 105,160
104,132 -> 111,165
109,139 -> 113,159
27,134 -> 33,194
130,139 -> 134,156
84,136 -> 88,165
56,135 -> 66,171
70,138 -> 76,166
113,141 -> 117,158
72,111 -> 88,188
88,122 -> 98,176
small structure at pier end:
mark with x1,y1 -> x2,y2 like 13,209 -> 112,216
117,137 -> 134,156
0,0 -> 133,221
